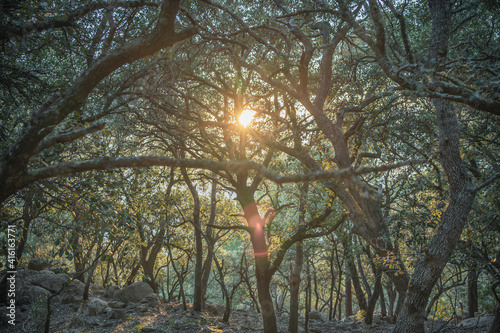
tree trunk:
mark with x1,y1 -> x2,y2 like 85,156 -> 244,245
126,263 -> 140,286
379,279 -> 387,317
17,192 -> 34,268
365,272 -> 381,324
345,271 -> 353,317
255,267 -> 278,333
467,267 -> 478,318
347,258 -> 367,313
83,242 -> 102,301
305,259 -> 311,333
181,166 -> 204,312
200,180 -> 217,307
394,2 -> 476,331
289,241 -> 303,333
289,181 -> 307,332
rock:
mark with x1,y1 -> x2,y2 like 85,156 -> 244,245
141,293 -> 160,307
66,279 -> 85,297
113,282 -> 153,303
102,322 -> 115,328
478,316 -> 494,327
460,316 -> 495,328
61,294 -> 83,304
90,284 -> 106,296
108,308 -> 125,319
28,257 -> 47,271
21,286 -> 50,303
309,310 -> 326,322
341,315 -> 356,323
88,298 -> 108,316
141,326 -> 156,332
459,317 -> 480,329
34,271 -> 71,293
107,285 -> 120,298
108,300 -> 126,308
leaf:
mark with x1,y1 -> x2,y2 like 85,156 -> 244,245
141,242 -> 148,247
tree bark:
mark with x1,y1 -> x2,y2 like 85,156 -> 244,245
467,267 -> 479,318
345,269 -> 353,317
181,166 -> 204,311
290,182 -> 307,332
83,242 -> 102,301
347,258 -> 367,313
200,180 -> 217,307
289,241 -> 303,333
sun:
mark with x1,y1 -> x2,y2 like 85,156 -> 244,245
239,109 -> 255,128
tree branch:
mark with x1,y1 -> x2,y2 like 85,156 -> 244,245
34,122 -> 106,154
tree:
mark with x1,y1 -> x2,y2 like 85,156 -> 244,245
0,0 -> 196,203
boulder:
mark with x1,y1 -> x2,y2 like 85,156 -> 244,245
459,316 -> 494,329
66,279 -> 85,297
28,257 -> 47,271
113,282 -> 153,303
33,271 -> 70,293
21,286 -> 49,303
107,308 -> 125,319
61,294 -> 83,304
140,293 -> 160,308
88,298 -> 108,316
309,310 -> 326,322
106,285 -> 120,298
478,316 -> 494,327
108,300 -> 126,308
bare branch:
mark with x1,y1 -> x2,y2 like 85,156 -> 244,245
475,172 -> 500,192
34,122 -> 106,154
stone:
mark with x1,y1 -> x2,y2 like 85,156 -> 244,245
140,293 -> 160,308
478,316 -> 494,327
309,310 -> 326,322
34,271 -> 71,293
90,284 -> 106,296
61,294 -> 83,304
66,279 -> 85,297
21,286 -> 50,303
113,282 -> 153,303
459,317 -> 480,329
88,298 -> 108,316
460,316 -> 494,328
28,257 -> 47,271
107,285 -> 120,298
141,326 -> 156,332
108,300 -> 126,308
108,308 -> 125,319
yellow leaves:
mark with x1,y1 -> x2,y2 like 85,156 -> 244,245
322,159 -> 335,171
141,241 -> 148,247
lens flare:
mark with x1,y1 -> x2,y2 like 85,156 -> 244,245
239,109 -> 255,128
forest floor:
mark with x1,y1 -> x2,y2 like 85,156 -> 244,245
1,300 -> 494,333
